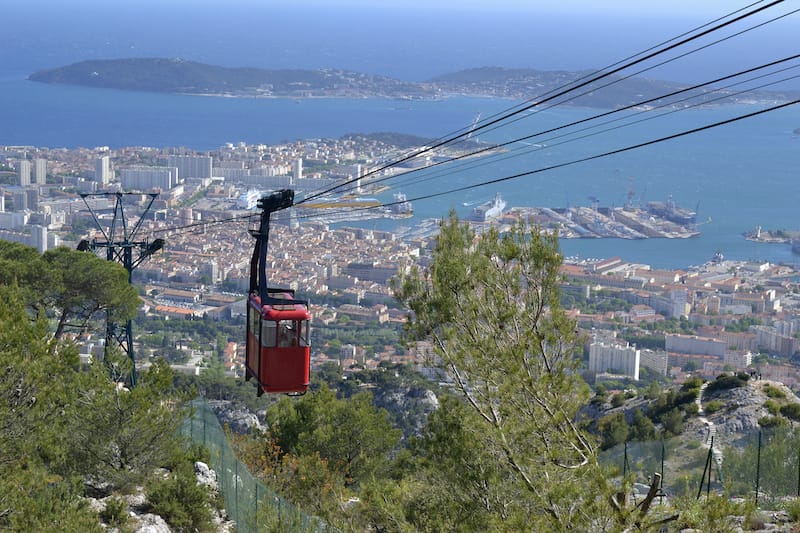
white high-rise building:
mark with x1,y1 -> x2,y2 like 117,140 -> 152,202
292,158 -> 303,184
589,341 -> 640,380
18,160 -> 31,187
34,158 -> 47,185
120,166 -> 179,191
167,155 -> 212,179
95,156 -> 112,185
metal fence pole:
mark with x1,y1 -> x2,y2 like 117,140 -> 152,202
255,484 -> 259,533
755,430 -> 762,507
707,436 -> 713,499
623,441 -> 628,478
660,439 -> 666,504
697,439 -> 713,500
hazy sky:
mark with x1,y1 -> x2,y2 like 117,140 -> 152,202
4,0 -> 797,86
270,0 -> 757,17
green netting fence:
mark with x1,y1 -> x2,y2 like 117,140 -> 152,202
599,425 -> 800,509
181,399 -> 332,532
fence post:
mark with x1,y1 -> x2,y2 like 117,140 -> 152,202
755,430 -> 762,507
235,459 -> 240,524
660,439 -> 665,503
623,441 -> 629,478
707,436 -> 713,499
697,438 -> 713,500
255,484 -> 259,533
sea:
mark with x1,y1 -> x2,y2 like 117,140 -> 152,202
1,2 -> 799,270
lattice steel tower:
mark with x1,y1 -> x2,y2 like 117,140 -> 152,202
78,192 -> 164,387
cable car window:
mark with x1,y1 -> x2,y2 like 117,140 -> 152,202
249,306 -> 259,338
299,320 -> 309,347
261,321 -> 277,347
277,322 -> 295,347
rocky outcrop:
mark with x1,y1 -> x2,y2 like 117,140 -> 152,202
207,399 -> 263,433
89,461 -> 233,532
690,379 -> 800,447
133,513 -> 172,533
371,385 -> 439,440
194,461 -> 219,492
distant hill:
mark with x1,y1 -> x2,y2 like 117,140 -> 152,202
28,58 -> 429,99
28,58 -> 798,107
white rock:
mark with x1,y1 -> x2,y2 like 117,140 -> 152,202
195,461 -> 218,491
133,513 -> 171,533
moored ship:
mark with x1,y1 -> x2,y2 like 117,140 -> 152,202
646,196 -> 696,226
390,192 -> 413,217
470,193 -> 506,222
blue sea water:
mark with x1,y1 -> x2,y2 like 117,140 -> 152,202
1,2 -> 799,269
1,75 -> 798,270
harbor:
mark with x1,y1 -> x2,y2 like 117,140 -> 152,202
509,203 -> 701,239
392,194 -> 704,242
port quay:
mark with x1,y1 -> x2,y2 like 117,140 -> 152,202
390,194 -> 702,242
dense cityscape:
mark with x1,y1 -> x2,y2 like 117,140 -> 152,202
2,137 -> 799,389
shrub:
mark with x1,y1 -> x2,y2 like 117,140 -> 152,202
611,393 -> 626,408
783,498 -> 800,522
763,384 -> 786,399
100,496 -> 128,528
758,415 -> 788,428
682,376 -> 703,391
705,374 -> 748,395
674,492 -> 754,531
779,403 -> 800,422
146,463 -> 214,532
704,400 -> 723,414
764,399 -> 780,416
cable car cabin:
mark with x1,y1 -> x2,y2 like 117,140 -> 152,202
245,291 -> 311,395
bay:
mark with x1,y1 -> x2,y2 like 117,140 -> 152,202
1,77 -> 799,270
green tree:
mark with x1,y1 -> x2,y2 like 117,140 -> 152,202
0,285 -> 105,530
352,394 -> 532,531
43,247 -> 140,339
0,241 -> 54,310
597,412 -> 630,450
60,357 -> 186,491
394,215 -> 609,529
267,385 -> 401,487
661,408 -> 684,436
630,408 -> 657,441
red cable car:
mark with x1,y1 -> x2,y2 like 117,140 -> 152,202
244,190 -> 311,395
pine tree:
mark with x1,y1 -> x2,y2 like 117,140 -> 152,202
394,215 -> 611,529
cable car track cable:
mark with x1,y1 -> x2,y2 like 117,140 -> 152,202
297,0 -> 786,204
312,53 -> 800,202
279,99 -> 799,223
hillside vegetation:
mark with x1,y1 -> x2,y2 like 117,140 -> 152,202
0,242 -> 219,531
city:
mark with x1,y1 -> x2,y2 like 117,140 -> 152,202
2,138 -> 799,390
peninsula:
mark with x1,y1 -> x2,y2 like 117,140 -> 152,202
28,58 -> 797,106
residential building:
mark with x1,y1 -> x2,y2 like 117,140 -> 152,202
17,160 -> 31,186
34,158 -> 46,185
